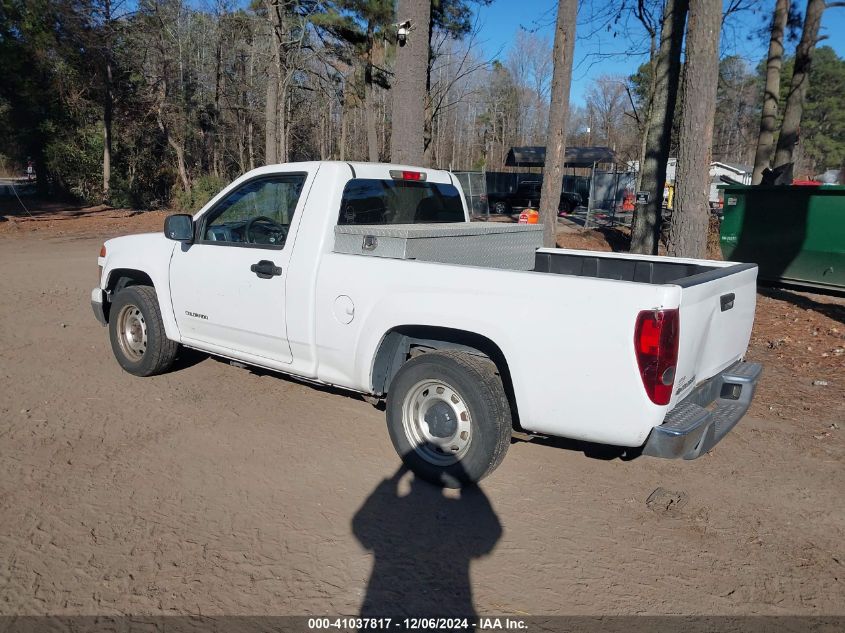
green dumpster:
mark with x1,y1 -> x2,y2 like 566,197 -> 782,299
720,184 -> 845,292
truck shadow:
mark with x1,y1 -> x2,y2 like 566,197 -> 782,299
205,355 -> 376,404
352,460 -> 501,624
169,347 -> 210,372
199,355 -> 644,461
510,434 -> 643,461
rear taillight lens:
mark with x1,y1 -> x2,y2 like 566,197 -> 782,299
634,309 -> 680,405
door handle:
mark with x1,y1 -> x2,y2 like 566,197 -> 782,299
250,260 -> 282,279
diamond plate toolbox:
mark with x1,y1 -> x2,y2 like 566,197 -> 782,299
333,223 -> 544,270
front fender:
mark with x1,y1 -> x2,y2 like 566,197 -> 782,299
101,233 -> 180,341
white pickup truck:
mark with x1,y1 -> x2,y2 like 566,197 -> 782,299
92,161 -> 762,487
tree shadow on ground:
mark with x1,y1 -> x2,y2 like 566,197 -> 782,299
352,461 -> 501,627
758,286 -> 845,325
595,226 -> 632,252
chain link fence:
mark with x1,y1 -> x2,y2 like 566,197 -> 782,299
452,171 -> 488,217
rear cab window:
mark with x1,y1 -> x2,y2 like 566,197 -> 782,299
338,178 -> 466,225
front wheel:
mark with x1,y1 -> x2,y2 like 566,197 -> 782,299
109,285 -> 179,377
386,351 -> 512,488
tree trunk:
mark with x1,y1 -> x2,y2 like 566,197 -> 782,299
422,9 -> 436,167
169,136 -> 191,192
283,89 -> 291,162
667,0 -> 721,258
101,0 -> 113,203
248,36 -> 256,171
751,0 -> 789,184
103,58 -> 113,202
213,34 -> 223,178
390,0 -> 430,165
364,21 -> 379,162
773,0 -> 825,169
265,36 -> 279,163
340,98 -> 348,161
630,0 -> 688,254
538,0 -> 578,249
236,50 -> 247,172
365,79 -> 379,162
248,120 -> 255,171
264,0 -> 284,165
634,39 -> 656,195
158,114 -> 190,192
158,108 -> 190,192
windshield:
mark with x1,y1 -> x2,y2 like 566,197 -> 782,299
338,179 -> 465,225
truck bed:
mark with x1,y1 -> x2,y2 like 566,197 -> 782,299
335,222 -> 754,288
532,247 -> 759,410
534,250 -> 756,286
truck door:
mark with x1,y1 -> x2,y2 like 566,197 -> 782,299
169,173 -> 308,364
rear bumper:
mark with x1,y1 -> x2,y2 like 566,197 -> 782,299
91,288 -> 107,326
642,361 -> 763,460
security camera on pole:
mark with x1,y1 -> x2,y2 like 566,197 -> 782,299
396,20 -> 411,46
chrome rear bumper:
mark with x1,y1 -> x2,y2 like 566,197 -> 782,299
643,361 -> 763,460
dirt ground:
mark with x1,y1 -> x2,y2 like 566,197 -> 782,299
0,205 -> 843,617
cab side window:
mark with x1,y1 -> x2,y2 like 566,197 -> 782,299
202,175 -> 306,247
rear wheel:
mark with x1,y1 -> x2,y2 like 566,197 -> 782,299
109,285 -> 179,376
493,201 -> 509,214
386,350 -> 512,488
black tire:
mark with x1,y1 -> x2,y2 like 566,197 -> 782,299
386,350 -> 512,488
493,201 -> 509,214
108,285 -> 179,377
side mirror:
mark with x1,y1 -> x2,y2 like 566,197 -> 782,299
164,214 -> 194,242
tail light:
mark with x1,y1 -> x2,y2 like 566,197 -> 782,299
389,169 -> 426,181
634,309 -> 680,405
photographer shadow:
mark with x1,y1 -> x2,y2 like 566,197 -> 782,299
352,460 -> 501,624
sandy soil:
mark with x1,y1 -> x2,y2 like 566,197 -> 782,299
0,207 -> 843,617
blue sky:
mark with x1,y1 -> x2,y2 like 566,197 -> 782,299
472,0 -> 845,105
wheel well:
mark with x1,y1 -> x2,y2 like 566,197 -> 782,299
371,325 -> 520,425
103,269 -> 154,322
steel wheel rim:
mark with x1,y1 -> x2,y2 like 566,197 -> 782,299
402,379 -> 473,465
116,303 -> 147,362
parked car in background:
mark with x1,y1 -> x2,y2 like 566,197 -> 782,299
487,180 -> 582,215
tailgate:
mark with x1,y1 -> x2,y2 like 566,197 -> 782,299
669,263 -> 758,407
